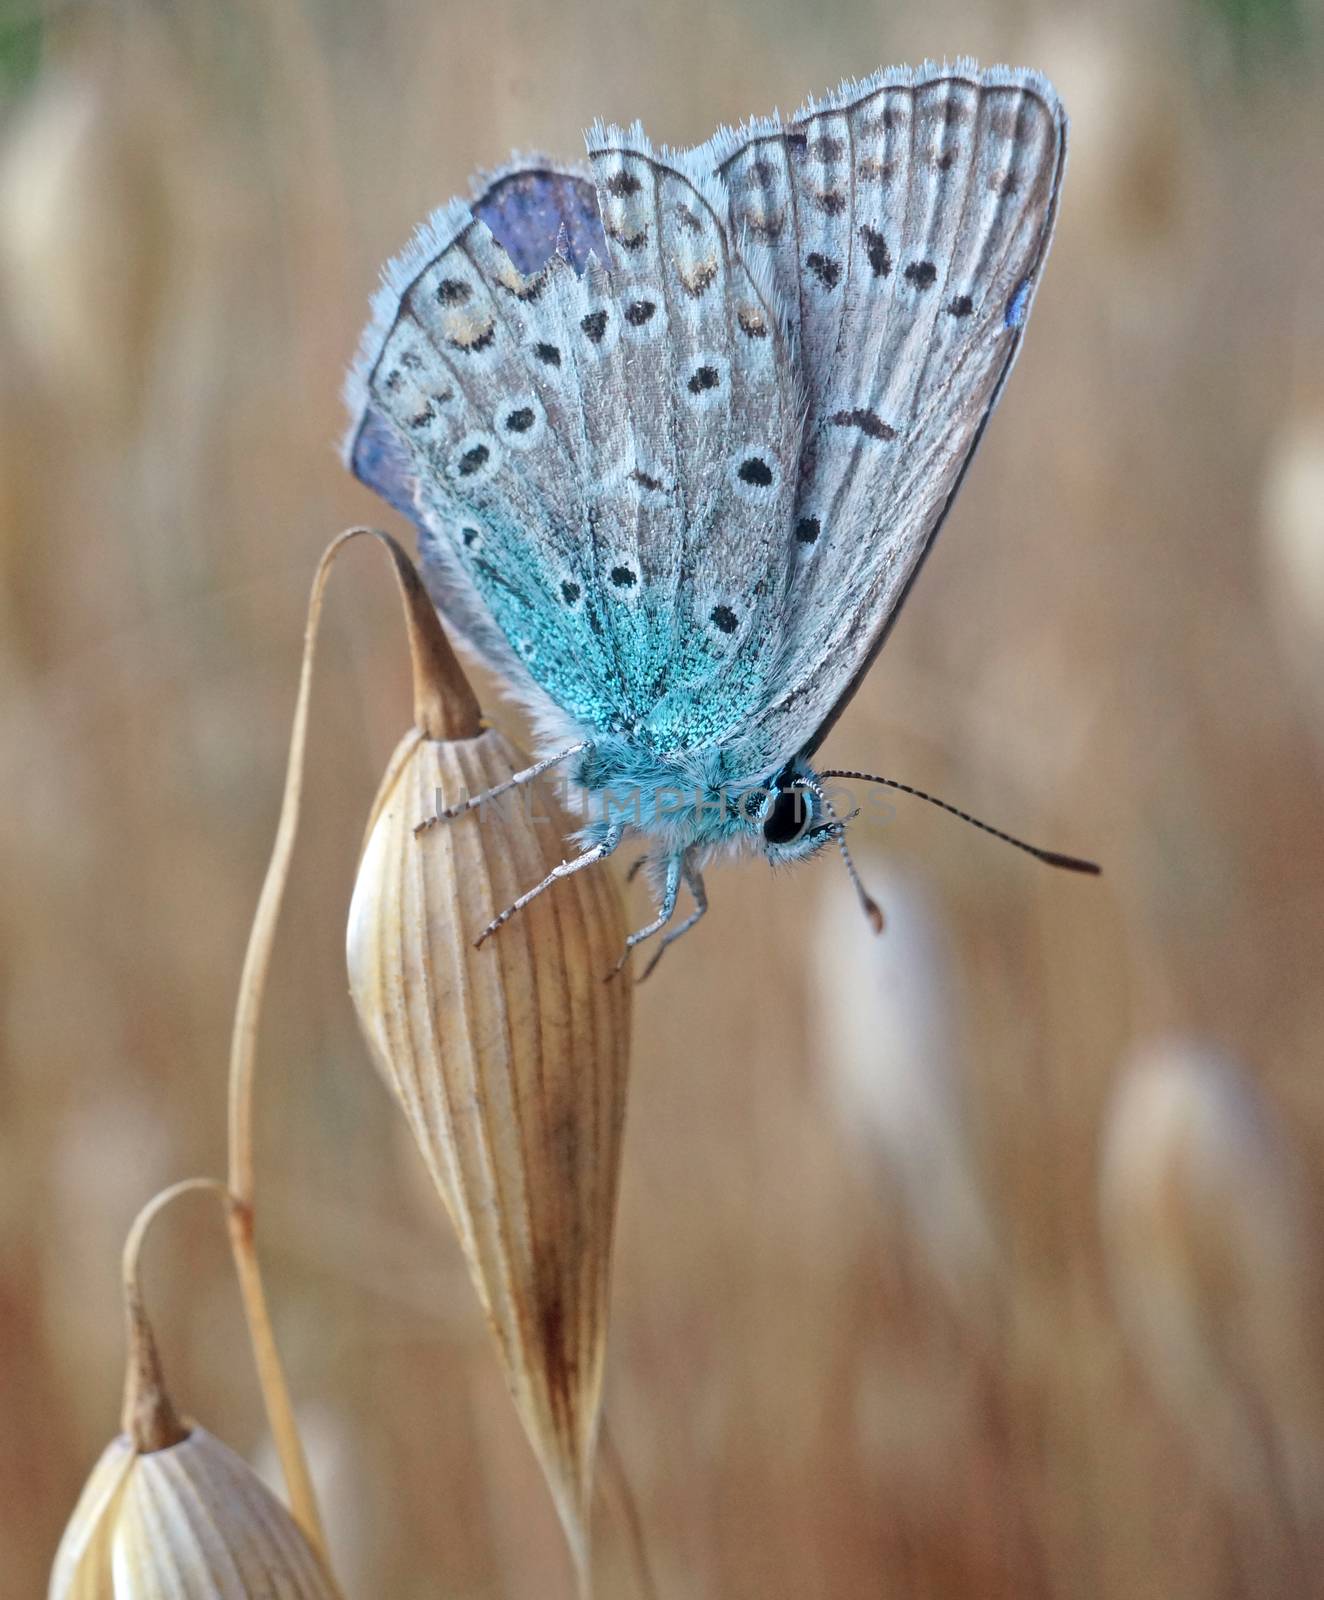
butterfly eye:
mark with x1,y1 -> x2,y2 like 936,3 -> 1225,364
762,784 -> 813,846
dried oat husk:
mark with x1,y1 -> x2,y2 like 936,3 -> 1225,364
50,1181 -> 343,1600
49,1427 -> 343,1600
346,543 -> 632,1587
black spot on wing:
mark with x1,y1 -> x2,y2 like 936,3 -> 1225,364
504,406 -> 534,433
437,278 -> 471,303
737,456 -> 773,486
457,443 -> 490,476
829,409 -> 896,441
606,222 -> 649,251
710,604 -> 738,634
806,252 -> 842,289
948,294 -> 974,318
624,299 -> 657,326
534,341 -> 561,366
860,225 -> 892,277
687,365 -> 720,394
794,516 -> 821,545
610,564 -> 637,588
604,169 -> 642,197
904,260 -> 937,289
561,580 -> 581,604
580,309 -> 609,342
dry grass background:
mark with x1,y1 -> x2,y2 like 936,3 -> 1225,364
3,0 -> 1324,1594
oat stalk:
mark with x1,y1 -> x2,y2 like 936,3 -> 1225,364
225,524 -> 458,1556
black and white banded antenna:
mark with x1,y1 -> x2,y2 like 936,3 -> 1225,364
819,769 -> 1101,877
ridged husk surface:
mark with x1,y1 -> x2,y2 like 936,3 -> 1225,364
49,1427 -> 342,1598
347,725 -> 631,1572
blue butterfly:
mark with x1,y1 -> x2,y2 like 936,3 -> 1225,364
344,60 -> 1095,976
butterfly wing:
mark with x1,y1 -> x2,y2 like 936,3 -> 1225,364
695,60 -> 1067,767
575,128 -> 803,757
347,163 -> 604,528
343,153 -> 800,746
345,63 -> 1064,776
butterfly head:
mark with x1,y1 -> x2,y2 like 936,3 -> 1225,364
751,760 -> 837,865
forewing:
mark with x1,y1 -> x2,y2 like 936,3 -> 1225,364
343,156 -> 799,747
698,61 -> 1066,765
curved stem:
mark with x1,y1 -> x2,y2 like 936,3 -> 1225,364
121,1178 -> 230,1452
225,526 -> 481,1555
228,530 -> 349,1206
224,534 -> 349,1555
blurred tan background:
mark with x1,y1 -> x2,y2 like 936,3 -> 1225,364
3,0 -> 1324,1594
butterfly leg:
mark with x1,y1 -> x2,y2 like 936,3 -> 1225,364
637,856 -> 708,983
475,824 -> 624,947
414,740 -> 589,834
608,854 -> 682,978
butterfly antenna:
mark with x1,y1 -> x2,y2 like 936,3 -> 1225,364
803,775 -> 885,934
819,770 -> 1102,876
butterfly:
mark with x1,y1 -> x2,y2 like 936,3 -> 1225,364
344,59 -> 1096,976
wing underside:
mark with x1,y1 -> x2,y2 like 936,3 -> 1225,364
697,61 -> 1067,766
345,150 -> 801,753
344,61 -> 1066,772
